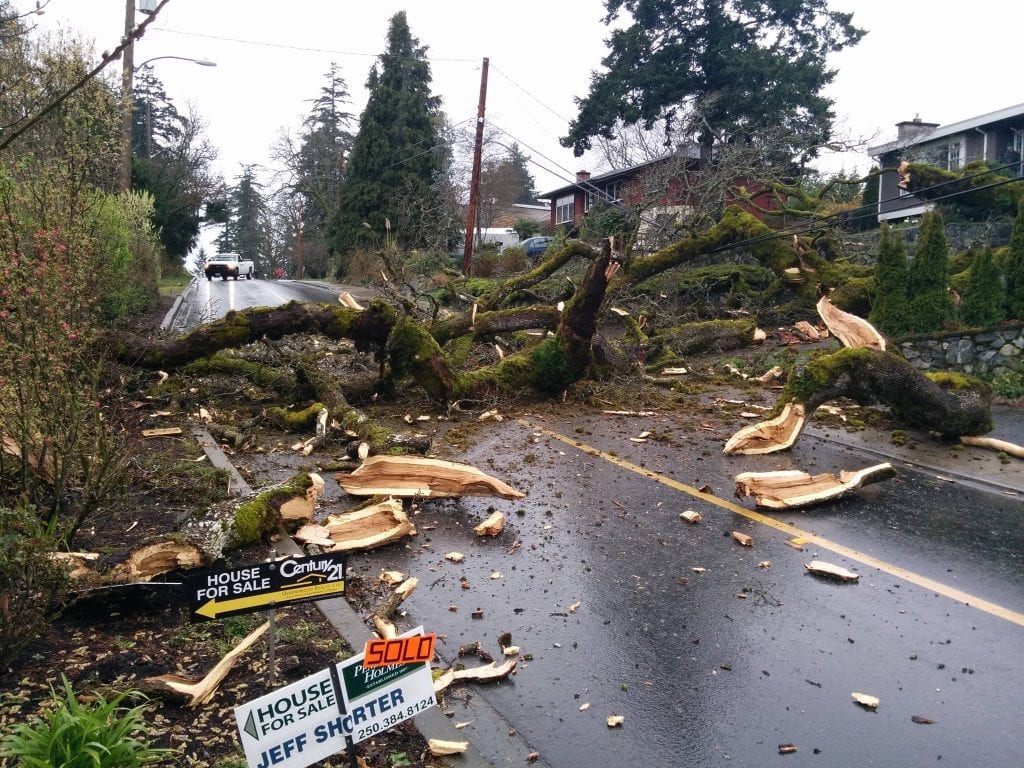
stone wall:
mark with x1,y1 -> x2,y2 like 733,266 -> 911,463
899,322 -> 1024,374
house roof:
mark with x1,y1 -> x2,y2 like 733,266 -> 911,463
540,146 -> 701,200
867,102 -> 1024,157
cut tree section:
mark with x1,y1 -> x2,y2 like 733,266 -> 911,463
816,296 -> 886,351
337,455 -> 525,499
734,463 -> 896,509
723,402 -> 806,455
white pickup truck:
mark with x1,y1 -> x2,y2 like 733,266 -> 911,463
204,253 -> 255,281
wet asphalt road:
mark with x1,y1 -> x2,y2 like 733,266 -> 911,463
167,277 -> 375,332
341,410 -> 1024,768
171,284 -> 1024,766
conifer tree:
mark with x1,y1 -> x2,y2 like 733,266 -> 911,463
1004,205 -> 1024,319
906,211 -> 954,333
869,223 -> 910,336
330,12 -> 448,262
960,246 -> 1005,327
852,166 -> 880,232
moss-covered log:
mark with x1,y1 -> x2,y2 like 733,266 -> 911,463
475,240 -> 596,311
430,305 -> 560,346
782,348 -> 993,438
111,300 -> 397,370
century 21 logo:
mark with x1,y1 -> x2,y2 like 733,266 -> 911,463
363,634 -> 436,669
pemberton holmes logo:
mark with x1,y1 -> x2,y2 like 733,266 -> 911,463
341,659 -> 420,701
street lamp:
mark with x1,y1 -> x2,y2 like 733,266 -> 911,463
121,54 -> 216,186
134,55 -> 217,72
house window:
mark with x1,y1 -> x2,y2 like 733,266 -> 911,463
555,195 -> 574,225
605,181 -> 621,203
584,191 -> 594,212
1013,130 -> 1024,177
947,141 -> 963,171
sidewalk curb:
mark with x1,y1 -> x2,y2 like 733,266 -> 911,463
193,426 -> 536,767
160,279 -> 196,332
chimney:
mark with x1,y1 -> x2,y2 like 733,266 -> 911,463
575,171 -> 591,182
895,114 -> 939,142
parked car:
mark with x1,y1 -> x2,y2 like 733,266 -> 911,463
521,236 -> 553,259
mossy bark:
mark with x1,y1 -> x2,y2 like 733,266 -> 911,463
111,300 -> 397,369
779,347 -> 992,438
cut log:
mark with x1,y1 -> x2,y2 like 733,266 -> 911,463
433,659 -> 517,694
337,455 -> 524,499
959,435 -> 1024,459
723,403 -> 806,455
140,621 -> 268,707
734,463 -> 896,509
107,541 -> 206,583
371,576 -> 419,639
278,472 -> 324,524
793,321 -> 824,341
805,561 -> 860,582
321,499 -> 415,552
817,296 -> 885,351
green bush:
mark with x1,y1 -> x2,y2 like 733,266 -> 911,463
1005,206 -> 1024,319
869,223 -> 910,335
530,339 -> 574,393
471,247 -> 500,278
906,211 -> 954,332
960,247 -> 1005,327
0,504 -> 69,669
0,676 -> 174,767
499,245 -> 529,274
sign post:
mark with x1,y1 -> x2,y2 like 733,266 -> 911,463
185,552 -> 346,622
233,628 -> 437,768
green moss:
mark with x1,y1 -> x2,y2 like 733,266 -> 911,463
780,347 -> 874,405
231,473 -> 316,546
925,371 -> 983,391
268,403 -> 326,432
443,334 -> 474,367
890,430 -> 907,446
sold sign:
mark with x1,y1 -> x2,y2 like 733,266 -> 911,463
363,634 -> 437,669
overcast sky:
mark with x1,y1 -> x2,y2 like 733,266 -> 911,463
29,0 -> 1023,196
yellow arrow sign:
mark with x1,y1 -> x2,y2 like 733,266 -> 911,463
194,579 -> 345,619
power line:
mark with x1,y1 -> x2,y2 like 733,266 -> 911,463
152,26 -> 478,63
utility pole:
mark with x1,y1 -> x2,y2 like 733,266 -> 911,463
119,0 -> 135,192
461,57 -> 489,276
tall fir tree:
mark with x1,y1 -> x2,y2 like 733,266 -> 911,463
561,0 -> 863,162
869,223 -> 910,336
297,64 -> 353,234
216,167 -> 267,273
906,210 -> 954,333
1004,205 -> 1024,319
330,12 -> 446,262
960,247 -> 1005,327
852,166 -> 880,232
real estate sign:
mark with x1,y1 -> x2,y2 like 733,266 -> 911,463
186,552 -> 346,621
234,628 -> 436,768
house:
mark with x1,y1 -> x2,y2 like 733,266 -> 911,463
867,103 -> 1024,222
539,148 -> 778,250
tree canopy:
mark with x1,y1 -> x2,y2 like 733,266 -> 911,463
561,0 -> 864,161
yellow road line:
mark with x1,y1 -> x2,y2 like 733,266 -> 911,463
520,419 -> 1024,628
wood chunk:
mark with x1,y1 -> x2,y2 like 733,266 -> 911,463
141,427 -> 183,438
805,561 -> 860,582
734,463 -> 896,509
337,455 -> 524,499
723,403 -> 806,455
434,659 -> 517,693
731,531 -> 753,547
606,715 -> 625,728
817,296 -> 885,351
338,292 -> 365,310
680,510 -> 702,524
321,499 -> 414,552
793,320 -> 823,341
852,692 -> 879,709
427,739 -> 469,756
293,524 -> 334,548
473,510 -> 505,537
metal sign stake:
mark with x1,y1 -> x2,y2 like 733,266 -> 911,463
328,662 -> 360,768
267,606 -> 277,688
